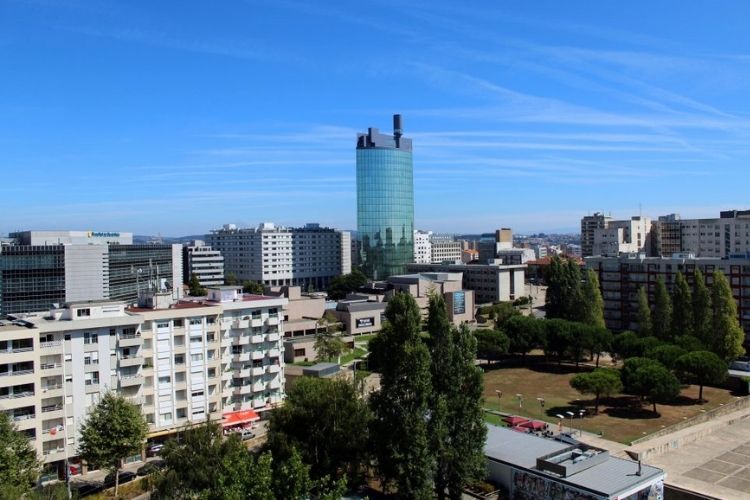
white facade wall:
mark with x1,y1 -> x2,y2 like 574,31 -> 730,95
413,230 -> 432,264
431,241 -> 462,264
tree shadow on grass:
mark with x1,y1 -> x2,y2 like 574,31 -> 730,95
524,362 -> 591,376
604,405 -> 659,420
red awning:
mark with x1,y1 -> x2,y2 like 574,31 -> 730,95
221,410 -> 260,427
511,426 -> 528,433
520,420 -> 547,430
504,416 -> 530,426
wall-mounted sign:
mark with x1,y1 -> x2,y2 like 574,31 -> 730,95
453,291 -> 466,315
356,317 -> 374,328
88,231 -> 120,238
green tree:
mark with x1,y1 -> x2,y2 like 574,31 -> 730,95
225,272 -> 239,286
675,335 -> 706,353
545,256 -> 583,321
569,368 -> 623,414
646,344 -> 687,371
710,270 -> 745,361
612,331 -> 642,361
369,293 -> 434,498
676,351 -> 728,403
188,273 -> 206,296
671,272 -> 693,338
426,296 -> 486,499
693,268 -> 712,345
652,276 -> 672,341
503,315 -> 543,361
77,392 -> 147,496
272,447 -> 313,500
636,363 -> 681,415
0,412 -> 40,499
636,286 -> 652,337
446,324 -> 487,499
620,357 -> 662,394
314,332 -> 348,363
474,329 -> 510,364
326,269 -> 368,300
242,280 -> 265,295
568,323 -> 594,368
581,269 -> 606,328
267,377 -> 371,485
489,302 -> 521,328
588,327 -> 613,367
544,319 -> 573,366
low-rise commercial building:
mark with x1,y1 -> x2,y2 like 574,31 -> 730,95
406,262 -> 526,304
485,426 -> 665,499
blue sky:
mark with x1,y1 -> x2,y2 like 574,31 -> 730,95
2,0 -> 750,236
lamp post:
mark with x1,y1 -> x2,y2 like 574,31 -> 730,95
578,409 -> 586,435
556,414 -> 565,435
495,390 -> 503,412
566,411 -> 575,435
536,397 -> 545,412
516,393 -> 523,409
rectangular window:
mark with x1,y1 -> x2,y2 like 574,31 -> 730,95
173,319 -> 184,327
77,308 -> 90,317
158,376 -> 171,385
191,353 -> 203,362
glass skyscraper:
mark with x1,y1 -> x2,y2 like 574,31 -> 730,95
356,114 -> 414,279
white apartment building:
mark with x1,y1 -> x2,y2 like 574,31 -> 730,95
592,216 -> 651,257
413,230 -> 432,264
206,223 -> 351,291
0,286 -> 287,479
580,213 -> 612,257
679,210 -> 750,258
431,241 -> 462,263
183,241 -> 225,287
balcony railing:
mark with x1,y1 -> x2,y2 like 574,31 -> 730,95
120,333 -> 140,340
40,363 -> 61,371
1,368 -> 35,376
39,341 -> 62,349
0,391 -> 34,400
41,403 -> 63,413
3,346 -> 34,353
11,413 -> 36,422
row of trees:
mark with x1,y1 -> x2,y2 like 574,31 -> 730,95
636,270 -> 744,361
544,257 -> 605,328
326,269 -> 368,300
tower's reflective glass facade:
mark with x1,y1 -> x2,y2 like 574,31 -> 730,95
356,115 -> 414,279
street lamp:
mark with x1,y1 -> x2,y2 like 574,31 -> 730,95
516,393 -> 523,408
556,414 -> 565,434
536,397 -> 545,410
566,411 -> 575,435
495,390 -> 503,412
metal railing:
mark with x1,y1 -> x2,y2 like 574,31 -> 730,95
1,368 -> 35,376
39,341 -> 61,349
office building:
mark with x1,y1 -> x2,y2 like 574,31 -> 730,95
183,241 -> 225,287
431,240 -> 462,263
0,235 -> 182,316
581,213 -> 612,257
413,230 -> 432,264
586,254 -> 750,336
356,114 -> 414,279
406,261 -> 526,304
0,285 -> 286,477
206,222 -> 351,291
478,229 -> 514,263
592,216 -> 652,257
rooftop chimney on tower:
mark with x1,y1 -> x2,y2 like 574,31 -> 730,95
393,114 -> 402,147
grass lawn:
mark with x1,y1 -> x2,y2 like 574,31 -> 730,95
482,360 -> 739,444
353,333 -> 377,343
340,347 -> 367,365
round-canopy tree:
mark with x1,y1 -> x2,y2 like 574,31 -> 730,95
569,368 -> 623,414
675,350 -> 727,403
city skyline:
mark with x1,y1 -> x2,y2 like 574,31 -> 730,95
3,1 -> 750,235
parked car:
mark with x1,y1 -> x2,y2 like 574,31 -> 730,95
137,460 -> 165,476
240,429 -> 256,441
103,471 -> 136,487
146,443 -> 164,457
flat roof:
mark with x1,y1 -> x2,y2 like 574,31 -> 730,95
485,426 -> 664,497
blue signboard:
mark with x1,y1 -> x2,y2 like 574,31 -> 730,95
453,291 -> 466,315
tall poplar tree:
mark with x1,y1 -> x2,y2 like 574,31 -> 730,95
652,276 -> 673,341
693,269 -> 712,345
671,271 -> 693,339
369,293 -> 434,498
544,255 -> 566,319
710,270 -> 745,361
636,286 -> 652,337
581,269 -> 606,328
426,295 -> 485,499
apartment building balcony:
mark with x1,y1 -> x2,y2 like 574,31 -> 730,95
266,364 -> 281,374
250,334 -> 264,344
252,366 -> 265,376
252,398 -> 266,409
252,380 -> 265,392
119,334 -> 143,347
40,383 -> 63,398
251,317 -> 263,328
268,378 -> 281,390
251,350 -> 264,361
268,348 -> 280,358
39,362 -> 62,376
266,316 -> 280,326
7,410 -> 36,424
125,395 -> 144,406
266,333 -> 280,343
235,367 -> 251,378
42,445 -> 66,462
221,370 -> 233,381
84,383 -> 100,394
41,425 -> 64,442
233,384 -> 254,396
38,340 -> 62,351
119,355 -> 144,368
120,374 -> 144,388
0,392 -> 36,410
232,352 -> 251,362
232,335 -> 250,346
232,319 -> 250,329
